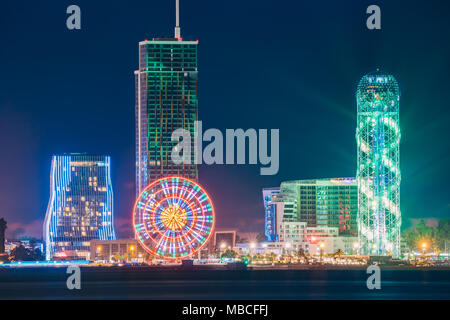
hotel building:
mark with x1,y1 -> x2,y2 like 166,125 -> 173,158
43,154 -> 116,260
264,178 -> 358,242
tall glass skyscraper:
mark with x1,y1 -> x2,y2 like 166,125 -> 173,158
135,3 -> 198,196
43,154 -> 116,260
356,70 -> 401,257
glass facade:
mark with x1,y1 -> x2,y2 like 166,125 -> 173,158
263,188 -> 280,241
356,71 -> 401,257
135,38 -> 199,197
269,178 -> 358,237
43,154 -> 116,260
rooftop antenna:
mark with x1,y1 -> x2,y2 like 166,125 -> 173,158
175,0 -> 181,39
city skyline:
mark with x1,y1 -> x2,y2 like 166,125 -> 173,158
0,1 -> 449,240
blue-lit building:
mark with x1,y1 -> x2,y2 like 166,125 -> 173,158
43,154 -> 116,260
263,188 -> 280,241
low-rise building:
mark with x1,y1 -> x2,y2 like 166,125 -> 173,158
210,230 -> 237,253
235,242 -> 284,256
90,239 -> 148,263
279,221 -> 307,251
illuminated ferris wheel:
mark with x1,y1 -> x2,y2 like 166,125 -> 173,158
133,176 -> 215,260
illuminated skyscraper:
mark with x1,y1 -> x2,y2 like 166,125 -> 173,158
135,0 -> 198,196
43,154 -> 116,260
356,70 -> 401,257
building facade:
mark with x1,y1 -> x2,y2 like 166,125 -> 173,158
90,239 -> 148,263
210,230 -> 237,252
263,188 -> 280,241
306,226 -> 356,255
356,71 -> 401,257
43,154 -> 116,260
268,178 -> 358,238
279,221 -> 307,251
135,37 -> 199,196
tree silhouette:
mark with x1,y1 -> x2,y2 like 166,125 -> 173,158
334,249 -> 343,258
221,249 -> 237,259
0,218 -> 7,254
9,244 -> 44,262
296,248 -> 309,263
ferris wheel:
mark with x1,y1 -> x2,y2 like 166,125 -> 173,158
133,176 -> 215,260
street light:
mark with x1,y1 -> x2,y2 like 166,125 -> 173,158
249,242 -> 256,259
353,242 -> 359,255
421,242 -> 428,256
96,246 -> 102,262
319,242 -> 325,262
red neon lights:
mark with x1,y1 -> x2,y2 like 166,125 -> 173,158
132,176 -> 215,260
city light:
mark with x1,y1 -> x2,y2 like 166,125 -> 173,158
43,155 -> 116,260
135,29 -> 199,197
356,71 -> 401,257
133,177 -> 215,260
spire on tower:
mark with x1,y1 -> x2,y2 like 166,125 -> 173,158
175,0 -> 181,39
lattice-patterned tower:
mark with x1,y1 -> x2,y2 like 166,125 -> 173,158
356,70 -> 401,257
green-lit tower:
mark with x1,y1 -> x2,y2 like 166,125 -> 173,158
356,70 -> 401,257
135,0 -> 198,196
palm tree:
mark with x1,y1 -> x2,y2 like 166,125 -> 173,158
334,249 -> 343,258
297,248 -> 309,264
221,249 -> 237,259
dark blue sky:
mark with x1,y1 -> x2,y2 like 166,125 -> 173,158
0,0 -> 449,239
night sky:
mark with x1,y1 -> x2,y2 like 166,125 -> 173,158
0,0 -> 449,239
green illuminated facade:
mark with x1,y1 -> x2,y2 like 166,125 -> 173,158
356,71 -> 401,257
135,38 -> 199,196
270,178 -> 358,236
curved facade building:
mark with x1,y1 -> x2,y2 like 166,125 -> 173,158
43,154 -> 116,260
356,71 -> 401,257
